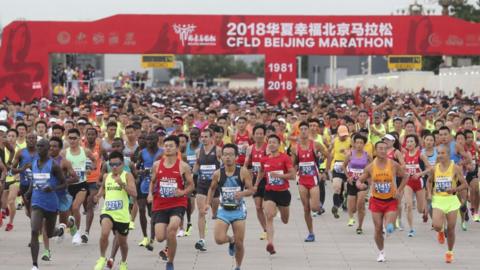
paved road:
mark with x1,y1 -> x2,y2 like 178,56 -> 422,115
1,186 -> 479,270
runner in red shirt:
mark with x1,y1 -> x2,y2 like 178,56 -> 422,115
291,121 -> 328,242
233,117 -> 252,166
244,124 -> 268,240
254,134 -> 295,255
403,134 -> 431,237
148,136 -> 194,270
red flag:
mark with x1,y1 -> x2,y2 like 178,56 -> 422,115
354,86 -> 362,105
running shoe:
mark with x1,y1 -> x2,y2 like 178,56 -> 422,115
234,267 -> 241,270
68,216 -> 77,235
129,221 -> 135,230
260,231 -> 267,240
145,239 -> 154,251
318,207 -> 325,215
119,261 -> 128,270
81,232 -> 89,243
445,251 -> 453,263
461,221 -> 467,231
31,266 -> 39,270
473,214 -> 480,222
437,231 -> 445,245
166,262 -> 174,270
138,237 -> 149,247
347,218 -> 356,227
41,249 -> 51,261
266,243 -> 276,255
331,206 -> 339,219
176,229 -> 185,237
57,223 -> 66,238
228,241 -> 236,256
185,223 -> 192,236
408,229 -> 416,237
304,233 -> 315,242
311,211 -> 318,217
159,247 -> 169,261
422,212 -> 428,223
106,258 -> 114,269
94,257 -> 106,270
5,223 -> 13,231
386,223 -> 395,235
72,231 -> 82,245
356,228 -> 363,235
395,219 -> 404,231
195,239 -> 207,251
376,251 -> 386,262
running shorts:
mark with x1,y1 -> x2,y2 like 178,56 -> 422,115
432,195 -> 461,214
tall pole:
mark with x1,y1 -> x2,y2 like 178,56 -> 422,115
297,56 -> 302,79
367,55 -> 372,75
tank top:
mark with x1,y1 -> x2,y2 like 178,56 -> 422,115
348,150 -> 369,180
19,148 -> 38,186
405,149 -> 422,181
297,141 -> 319,180
448,141 -> 461,164
466,144 -> 477,166
263,153 -> 292,191
52,155 -> 68,197
332,137 -> 351,173
198,145 -> 220,183
31,158 -> 58,212
185,142 -> 200,169
153,158 -> 187,211
433,161 -> 457,196
371,159 -> 396,200
5,148 -> 15,183
101,138 -> 113,157
250,143 -> 267,182
66,147 -> 87,184
139,148 -> 163,194
101,171 -> 130,223
218,166 -> 245,210
422,148 -> 438,166
386,148 -> 397,161
369,124 -> 386,145
123,142 -> 138,164
235,132 -> 251,165
86,142 -> 102,183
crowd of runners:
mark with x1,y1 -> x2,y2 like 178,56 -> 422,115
0,86 -> 479,270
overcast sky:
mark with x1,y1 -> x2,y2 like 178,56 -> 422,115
4,0 -> 477,27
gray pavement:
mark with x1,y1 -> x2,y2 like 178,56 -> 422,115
1,186 -> 479,270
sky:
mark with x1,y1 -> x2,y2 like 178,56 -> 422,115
2,0 -> 471,27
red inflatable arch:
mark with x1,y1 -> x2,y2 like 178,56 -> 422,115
1,14 -> 480,104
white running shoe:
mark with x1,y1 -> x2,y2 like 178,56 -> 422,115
31,266 -> 39,270
72,231 -> 82,246
176,229 -> 185,237
377,251 -> 386,262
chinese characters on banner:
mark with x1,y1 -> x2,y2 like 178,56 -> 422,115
264,54 -> 297,105
225,22 -> 394,49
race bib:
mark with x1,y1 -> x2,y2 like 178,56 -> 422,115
74,168 -> 86,182
374,182 -> 391,194
33,173 -> 50,189
199,165 -> 216,182
406,164 -> 420,176
435,177 -> 452,193
105,200 -> 123,211
221,186 -> 241,206
333,161 -> 344,174
299,161 -> 316,176
268,170 -> 284,186
186,155 -> 196,168
252,162 -> 261,175
25,168 -> 34,182
238,142 -> 248,155
159,181 -> 178,198
348,168 -> 364,180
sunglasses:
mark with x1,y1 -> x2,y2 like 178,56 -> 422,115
109,162 -> 122,168
68,136 -> 78,140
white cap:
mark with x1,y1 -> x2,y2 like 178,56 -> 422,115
96,111 -> 104,116
0,110 -> 7,121
152,102 -> 161,108
383,134 -> 396,141
278,118 -> 286,123
220,109 -> 228,114
49,118 -> 58,123
77,119 -> 87,124
0,125 -> 8,133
